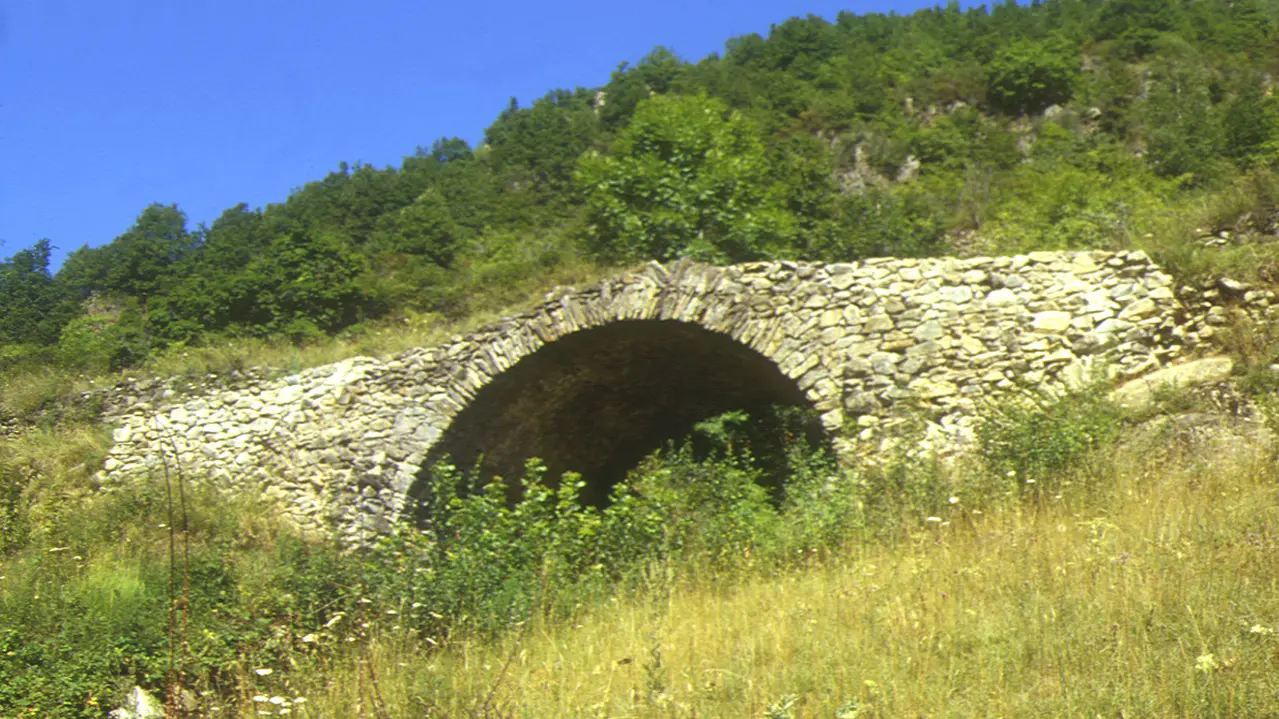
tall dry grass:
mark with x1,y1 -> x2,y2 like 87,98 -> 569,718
279,441 -> 1279,718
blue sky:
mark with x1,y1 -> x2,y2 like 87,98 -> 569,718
1,0 -> 979,269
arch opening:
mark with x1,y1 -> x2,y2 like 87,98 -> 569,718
410,320 -> 828,515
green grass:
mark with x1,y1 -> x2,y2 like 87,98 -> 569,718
1,373 -> 1276,717
326,443 -> 1279,718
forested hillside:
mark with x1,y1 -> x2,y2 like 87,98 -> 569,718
5,0 -> 1279,379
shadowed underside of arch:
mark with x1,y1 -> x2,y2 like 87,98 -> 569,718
410,319 -> 824,510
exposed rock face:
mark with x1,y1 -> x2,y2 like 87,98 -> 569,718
109,687 -> 163,719
99,251 -> 1201,542
1110,357 -> 1235,410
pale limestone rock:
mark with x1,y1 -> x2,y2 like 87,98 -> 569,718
1070,254 -> 1099,273
1110,357 -> 1234,410
1032,311 -> 1073,333
912,320 -> 944,342
986,288 -> 1019,307
1118,298 -> 1157,320
864,314 -> 895,332
909,378 -> 959,399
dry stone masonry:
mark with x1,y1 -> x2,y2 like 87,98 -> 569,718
100,251 -> 1206,541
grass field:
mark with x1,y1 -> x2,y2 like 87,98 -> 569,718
3,256 -> 1278,717
234,436 -> 1279,718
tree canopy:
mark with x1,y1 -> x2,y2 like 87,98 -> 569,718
6,0 -> 1279,374
576,94 -> 801,263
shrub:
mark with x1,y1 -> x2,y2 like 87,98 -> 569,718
987,41 -> 1078,116
976,378 -> 1125,494
55,309 -> 148,374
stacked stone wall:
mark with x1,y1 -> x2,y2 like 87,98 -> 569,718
99,251 -> 1203,540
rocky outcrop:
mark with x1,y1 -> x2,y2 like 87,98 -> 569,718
98,251 -> 1204,541
1110,357 -> 1235,410
1177,277 -> 1279,341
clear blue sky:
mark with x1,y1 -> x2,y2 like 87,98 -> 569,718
1,0 -> 980,269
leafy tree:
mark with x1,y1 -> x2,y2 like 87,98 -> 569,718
191,204 -> 269,274
15,0 -> 1279,372
1095,0 -> 1182,59
484,89 -> 600,193
242,229 -> 371,334
337,164 -> 410,244
142,206 -> 271,344
0,240 -> 59,346
598,47 -> 691,130
425,136 -> 473,164
371,187 -> 461,265
770,133 -> 839,256
986,41 -> 1078,116
575,93 -> 799,263
1224,77 -> 1279,168
102,203 -> 196,313
53,244 -> 112,302
759,15 -> 841,82
401,138 -> 498,233
1143,64 -> 1226,182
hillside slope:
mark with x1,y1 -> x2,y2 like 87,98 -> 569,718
5,0 -> 1279,396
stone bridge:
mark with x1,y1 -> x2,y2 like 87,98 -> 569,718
101,251 -> 1200,541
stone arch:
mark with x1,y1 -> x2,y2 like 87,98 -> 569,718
413,319 -> 827,508
392,260 -> 838,518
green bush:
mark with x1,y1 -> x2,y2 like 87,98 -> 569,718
773,440 -> 864,553
986,41 -> 1078,116
821,187 -> 945,261
976,379 -> 1125,495
55,308 -> 147,374
0,392 -> 1140,715
371,430 -> 856,636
